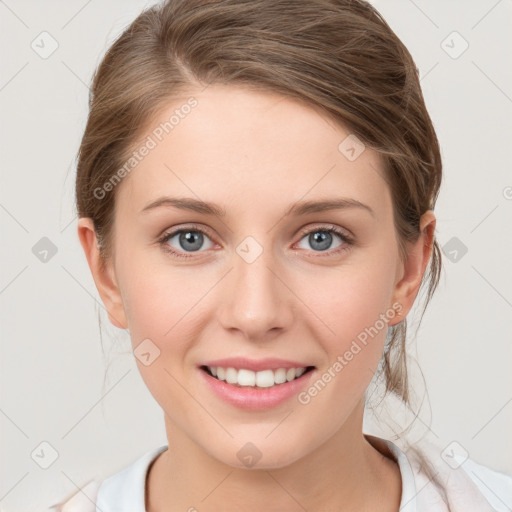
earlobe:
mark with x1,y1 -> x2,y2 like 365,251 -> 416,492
77,217 -> 128,330
388,210 -> 436,326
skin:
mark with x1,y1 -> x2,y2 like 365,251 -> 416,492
78,84 -> 436,512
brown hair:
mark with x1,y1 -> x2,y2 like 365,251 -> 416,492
75,0 -> 442,407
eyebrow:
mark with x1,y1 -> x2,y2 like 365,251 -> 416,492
140,196 -> 375,218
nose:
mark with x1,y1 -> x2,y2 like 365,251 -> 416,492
217,242 -> 294,342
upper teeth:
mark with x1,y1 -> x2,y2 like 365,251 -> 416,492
208,366 -> 307,388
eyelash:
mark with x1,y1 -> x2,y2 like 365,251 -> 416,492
157,223 -> 354,259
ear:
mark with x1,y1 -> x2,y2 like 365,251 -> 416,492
77,217 -> 128,329
388,210 -> 437,326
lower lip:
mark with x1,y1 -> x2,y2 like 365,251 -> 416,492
199,367 -> 315,410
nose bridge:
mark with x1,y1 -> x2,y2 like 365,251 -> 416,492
218,235 -> 292,338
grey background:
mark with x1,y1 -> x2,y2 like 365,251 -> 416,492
1,1 -> 511,510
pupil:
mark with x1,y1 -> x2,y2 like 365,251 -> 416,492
180,231 -> 203,251
310,231 -> 331,251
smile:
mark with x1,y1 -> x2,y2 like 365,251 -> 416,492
201,365 -> 315,388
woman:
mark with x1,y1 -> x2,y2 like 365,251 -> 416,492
56,0 -> 512,510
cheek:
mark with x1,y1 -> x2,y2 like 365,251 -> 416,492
302,259 -> 397,349
336,283 -> 393,353
293,252 -> 399,401
121,276 -> 171,342
117,263 -> 205,409
116,242 -> 199,337
292,274 -> 394,431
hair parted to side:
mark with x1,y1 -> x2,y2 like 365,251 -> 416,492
75,0 -> 443,408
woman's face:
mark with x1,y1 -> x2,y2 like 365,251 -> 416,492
83,85 -> 429,469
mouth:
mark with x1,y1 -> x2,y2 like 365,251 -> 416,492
200,365 -> 316,389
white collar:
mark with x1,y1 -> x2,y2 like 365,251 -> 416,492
95,444 -> 168,512
95,436 -> 418,512
93,435 -> 509,511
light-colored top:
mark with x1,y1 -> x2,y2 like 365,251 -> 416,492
54,435 -> 512,511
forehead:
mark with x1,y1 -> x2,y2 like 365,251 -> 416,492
116,85 -> 391,220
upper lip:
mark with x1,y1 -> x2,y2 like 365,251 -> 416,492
200,357 -> 314,372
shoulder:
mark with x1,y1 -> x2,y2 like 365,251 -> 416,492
402,439 -> 512,511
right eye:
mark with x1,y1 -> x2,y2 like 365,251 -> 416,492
158,225 -> 216,258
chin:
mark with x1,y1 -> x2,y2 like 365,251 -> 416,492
208,437 -> 309,471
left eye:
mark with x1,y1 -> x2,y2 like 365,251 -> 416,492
296,228 -> 349,252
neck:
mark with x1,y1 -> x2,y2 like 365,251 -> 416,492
146,401 -> 401,512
